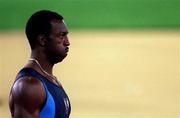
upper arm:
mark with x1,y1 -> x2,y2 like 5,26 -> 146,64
10,76 -> 46,118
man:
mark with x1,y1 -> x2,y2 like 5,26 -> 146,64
9,10 -> 71,118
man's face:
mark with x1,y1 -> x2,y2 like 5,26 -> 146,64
45,19 -> 70,64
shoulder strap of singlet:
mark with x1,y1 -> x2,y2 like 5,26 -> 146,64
16,67 -> 49,87
16,68 -> 42,81
15,68 -> 49,98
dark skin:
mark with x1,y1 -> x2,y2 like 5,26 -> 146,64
9,19 -> 70,118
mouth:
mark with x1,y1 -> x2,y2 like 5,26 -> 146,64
65,47 -> 69,53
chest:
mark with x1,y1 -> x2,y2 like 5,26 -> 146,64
45,82 -> 71,118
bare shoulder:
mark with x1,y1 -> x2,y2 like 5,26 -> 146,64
10,76 -> 46,115
12,76 -> 45,99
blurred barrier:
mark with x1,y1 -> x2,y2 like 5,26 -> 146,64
0,0 -> 180,29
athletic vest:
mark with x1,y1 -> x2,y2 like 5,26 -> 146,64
15,68 -> 71,118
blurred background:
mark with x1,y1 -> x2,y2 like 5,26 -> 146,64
0,0 -> 180,118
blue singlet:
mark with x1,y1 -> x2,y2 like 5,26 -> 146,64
15,68 -> 71,118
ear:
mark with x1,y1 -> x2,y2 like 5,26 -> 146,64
37,34 -> 47,47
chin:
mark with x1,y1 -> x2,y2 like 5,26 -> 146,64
51,55 -> 67,64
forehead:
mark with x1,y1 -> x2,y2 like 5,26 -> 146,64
50,19 -> 68,33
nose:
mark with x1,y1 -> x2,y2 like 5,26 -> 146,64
64,36 -> 70,46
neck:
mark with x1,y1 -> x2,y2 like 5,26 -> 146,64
28,50 -> 54,75
25,49 -> 62,86
28,57 -> 61,86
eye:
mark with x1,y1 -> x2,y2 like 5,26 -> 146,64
57,32 -> 68,38
60,32 -> 67,37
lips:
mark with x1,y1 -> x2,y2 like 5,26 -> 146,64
65,47 -> 69,53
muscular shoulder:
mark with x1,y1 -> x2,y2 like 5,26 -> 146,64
11,76 -> 46,113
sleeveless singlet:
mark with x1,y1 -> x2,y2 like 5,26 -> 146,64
15,68 -> 71,118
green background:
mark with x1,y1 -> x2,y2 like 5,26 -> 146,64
0,0 -> 180,29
